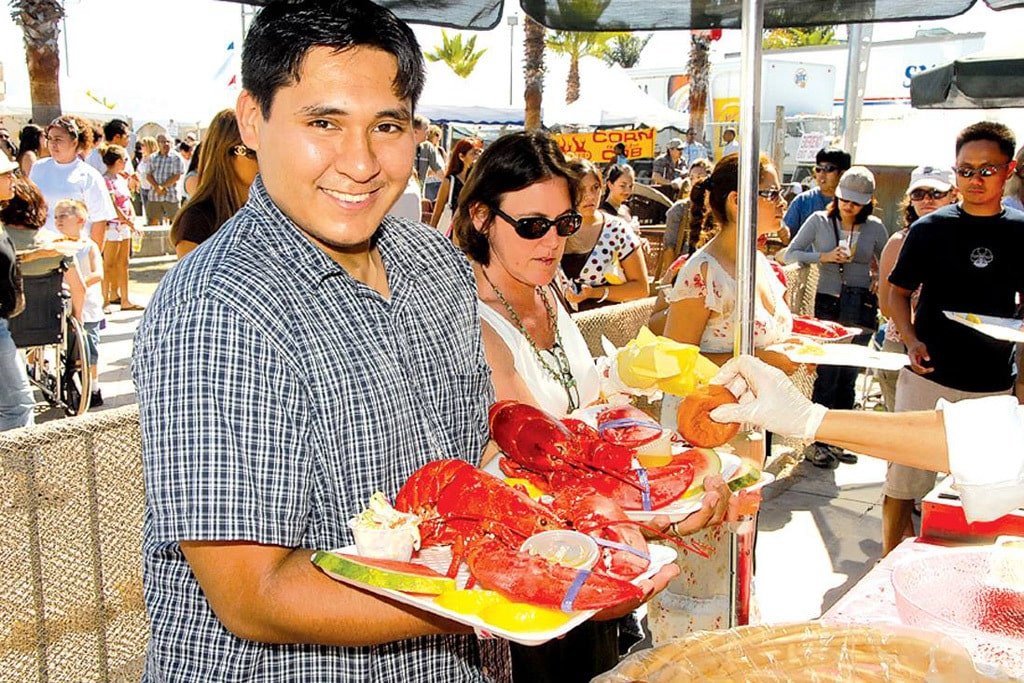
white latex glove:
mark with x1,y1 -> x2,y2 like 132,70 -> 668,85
708,355 -> 828,441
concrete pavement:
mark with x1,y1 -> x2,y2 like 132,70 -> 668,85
30,257 -> 894,624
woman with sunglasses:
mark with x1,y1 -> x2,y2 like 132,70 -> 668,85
876,166 -> 958,412
430,137 -> 482,235
170,110 -> 258,259
784,166 -> 888,468
561,159 -> 649,311
454,131 -> 708,683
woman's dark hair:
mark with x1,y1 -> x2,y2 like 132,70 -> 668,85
102,118 -> 130,142
102,144 -> 128,168
569,158 -> 602,202
828,196 -> 876,224
454,131 -> 579,266
17,124 -> 43,160
689,153 -> 775,245
601,163 -> 634,205
241,0 -> 425,118
0,177 -> 48,229
444,138 -> 481,178
898,196 -> 919,230
187,143 -> 202,175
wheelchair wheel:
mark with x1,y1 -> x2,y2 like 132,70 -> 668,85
61,316 -> 92,416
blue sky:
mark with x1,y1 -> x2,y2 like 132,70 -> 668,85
0,0 -> 1019,127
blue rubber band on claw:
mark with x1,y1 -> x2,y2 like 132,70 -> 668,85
561,568 -> 592,612
637,467 -> 652,511
597,417 -> 663,435
595,537 -> 651,561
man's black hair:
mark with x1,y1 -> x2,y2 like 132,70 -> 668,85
103,118 -> 130,142
815,147 -> 851,171
956,121 -> 1016,161
242,0 -> 425,119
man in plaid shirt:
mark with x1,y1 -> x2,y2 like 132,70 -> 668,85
132,1 -> 510,680
144,133 -> 184,224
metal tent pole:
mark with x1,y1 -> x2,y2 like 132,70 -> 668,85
731,0 -> 765,629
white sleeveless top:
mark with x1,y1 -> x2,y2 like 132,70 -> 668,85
479,296 -> 601,418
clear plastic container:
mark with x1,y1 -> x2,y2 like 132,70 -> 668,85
520,530 -> 599,570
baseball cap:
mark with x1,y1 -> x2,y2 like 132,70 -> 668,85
667,138 -> 683,150
835,166 -> 875,205
0,152 -> 18,174
908,164 -> 954,192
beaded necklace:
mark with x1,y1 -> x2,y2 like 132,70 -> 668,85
481,268 -> 580,412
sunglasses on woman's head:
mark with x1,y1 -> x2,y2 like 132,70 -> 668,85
909,188 -> 951,201
757,186 -> 785,202
490,205 -> 583,240
230,144 -> 257,159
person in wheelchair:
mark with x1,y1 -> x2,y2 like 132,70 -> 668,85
0,153 -> 35,430
54,199 -> 104,407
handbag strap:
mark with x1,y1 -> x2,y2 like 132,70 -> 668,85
829,215 -> 846,285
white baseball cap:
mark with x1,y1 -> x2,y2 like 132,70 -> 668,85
908,164 -> 954,193
835,166 -> 876,205
0,152 -> 18,174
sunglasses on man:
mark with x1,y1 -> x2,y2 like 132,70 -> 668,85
814,164 -> 840,174
952,162 -> 1013,179
909,188 -> 951,201
490,206 -> 582,240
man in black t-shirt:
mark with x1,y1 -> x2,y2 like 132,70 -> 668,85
883,121 -> 1024,555
0,154 -> 35,431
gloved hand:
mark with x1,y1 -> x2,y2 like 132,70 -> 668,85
708,355 -> 828,441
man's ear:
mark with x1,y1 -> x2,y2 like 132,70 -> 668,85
236,90 -> 262,152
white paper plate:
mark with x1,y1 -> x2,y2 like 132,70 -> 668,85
944,311 -> 1024,343
40,239 -> 86,257
767,342 -> 910,371
313,542 -> 677,646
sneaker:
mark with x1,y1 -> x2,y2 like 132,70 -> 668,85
829,445 -> 858,464
807,444 -> 838,469
90,389 -> 104,408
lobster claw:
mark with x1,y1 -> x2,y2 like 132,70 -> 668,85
490,401 -> 581,472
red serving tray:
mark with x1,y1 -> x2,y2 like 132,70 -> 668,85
920,478 -> 1024,543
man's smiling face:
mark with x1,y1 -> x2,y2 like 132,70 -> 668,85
237,45 -> 415,252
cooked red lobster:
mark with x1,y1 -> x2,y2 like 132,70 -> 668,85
490,401 -> 695,511
395,459 -> 648,611
791,315 -> 850,340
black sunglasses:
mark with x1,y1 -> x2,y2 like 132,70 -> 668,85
814,164 -> 840,174
491,206 -> 582,240
909,188 -> 951,201
230,144 -> 257,159
952,163 -> 1011,179
757,186 -> 785,202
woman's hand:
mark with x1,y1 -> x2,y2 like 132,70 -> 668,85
820,246 -> 851,264
564,284 -> 599,307
756,348 -> 804,376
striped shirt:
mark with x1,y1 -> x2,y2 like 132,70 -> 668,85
133,176 -> 509,682
147,151 -> 185,202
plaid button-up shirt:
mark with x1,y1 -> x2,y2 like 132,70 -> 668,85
133,176 -> 509,682
147,151 -> 185,202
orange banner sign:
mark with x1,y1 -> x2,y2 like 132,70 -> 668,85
554,128 -> 656,163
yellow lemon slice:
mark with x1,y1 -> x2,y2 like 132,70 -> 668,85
479,602 -> 573,632
434,589 -> 509,615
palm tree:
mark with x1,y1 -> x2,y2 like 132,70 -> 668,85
546,30 -> 623,104
687,31 -> 712,141
10,0 -> 64,123
601,33 -> 652,69
763,26 -> 838,50
424,30 -> 487,78
523,16 -> 546,131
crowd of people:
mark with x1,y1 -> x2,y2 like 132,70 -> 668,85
2,0 -> 1024,681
